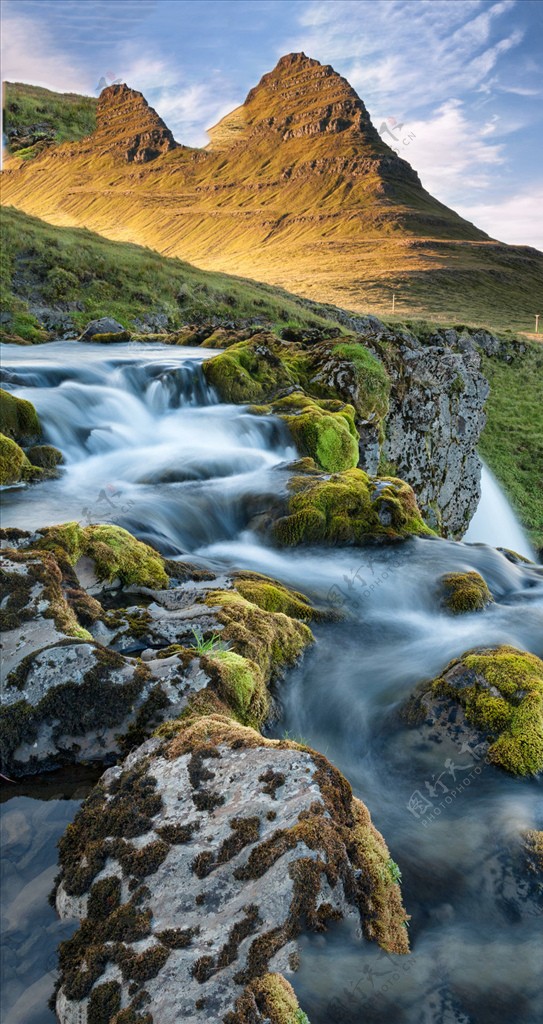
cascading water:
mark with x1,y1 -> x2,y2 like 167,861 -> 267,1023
1,341 -> 542,1024
465,463 -> 535,561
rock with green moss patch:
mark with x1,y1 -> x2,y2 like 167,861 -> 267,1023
36,522 -> 169,590
0,538 -> 319,773
54,715 -> 408,1024
440,571 -> 493,614
253,392 -> 359,473
268,467 -> 434,547
27,443 -> 64,475
0,388 -> 41,443
417,645 -> 543,776
78,318 -> 128,342
0,433 -> 42,485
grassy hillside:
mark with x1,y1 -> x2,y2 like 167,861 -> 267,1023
0,207 -> 342,341
3,82 -> 97,159
478,343 -> 543,553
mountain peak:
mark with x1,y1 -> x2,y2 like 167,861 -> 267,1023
208,51 -> 388,155
94,83 -> 177,162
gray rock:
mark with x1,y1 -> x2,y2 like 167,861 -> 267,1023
380,337 -> 489,537
54,720 -> 409,1023
78,318 -> 127,341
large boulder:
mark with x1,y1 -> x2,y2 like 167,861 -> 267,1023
0,529 -> 316,776
53,715 -> 409,1024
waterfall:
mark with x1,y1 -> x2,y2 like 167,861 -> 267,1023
465,463 -> 536,561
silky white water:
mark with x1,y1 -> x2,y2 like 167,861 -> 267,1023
465,464 -> 535,561
1,342 -> 542,1024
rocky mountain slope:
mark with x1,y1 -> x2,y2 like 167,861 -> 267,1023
3,53 -> 542,331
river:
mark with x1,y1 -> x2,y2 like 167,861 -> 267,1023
1,341 -> 541,1024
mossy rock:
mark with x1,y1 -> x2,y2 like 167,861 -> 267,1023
253,392 -> 359,473
201,586 -> 314,694
0,433 -> 42,485
204,650 -> 269,730
233,574 -> 317,622
440,571 -> 493,614
203,335 -> 295,403
0,388 -> 41,443
432,645 -> 543,775
36,522 -> 169,589
272,468 -> 434,546
27,443 -> 63,474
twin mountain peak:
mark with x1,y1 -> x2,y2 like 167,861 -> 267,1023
3,52 -> 541,327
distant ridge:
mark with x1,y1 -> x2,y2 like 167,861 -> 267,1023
2,54 -> 541,330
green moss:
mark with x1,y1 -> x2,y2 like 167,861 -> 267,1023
0,433 -> 41,485
0,388 -> 40,442
257,392 -> 359,473
27,444 -> 63,472
332,342 -> 390,420
205,650 -> 268,729
36,522 -> 169,589
203,336 -> 295,403
272,468 -> 434,546
233,576 -> 315,622
440,571 -> 493,614
86,331 -> 131,343
202,588 -> 313,691
226,972 -> 310,1024
433,645 -> 543,775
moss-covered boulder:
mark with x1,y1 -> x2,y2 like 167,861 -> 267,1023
203,334 -> 297,404
253,392 -> 359,473
0,388 -> 41,443
0,433 -> 42,485
440,571 -> 493,614
36,522 -> 169,589
27,443 -> 63,474
53,715 -> 408,1024
431,646 -> 543,775
270,467 -> 434,547
1,533 -> 319,773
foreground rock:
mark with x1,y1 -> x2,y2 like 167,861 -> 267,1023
0,525 -> 315,776
409,645 -> 543,776
54,715 -> 409,1024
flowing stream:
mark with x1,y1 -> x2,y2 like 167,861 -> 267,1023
1,342 -> 542,1024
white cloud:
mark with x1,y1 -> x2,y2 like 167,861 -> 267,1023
386,99 -> 505,200
455,187 -> 543,249
282,0 -> 534,116
1,9 -> 91,92
148,81 -> 238,146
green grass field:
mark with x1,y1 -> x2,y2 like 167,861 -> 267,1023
0,207 -> 343,341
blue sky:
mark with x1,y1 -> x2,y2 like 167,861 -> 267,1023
2,0 -> 542,248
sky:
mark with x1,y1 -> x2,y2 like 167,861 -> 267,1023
2,0 -> 542,249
